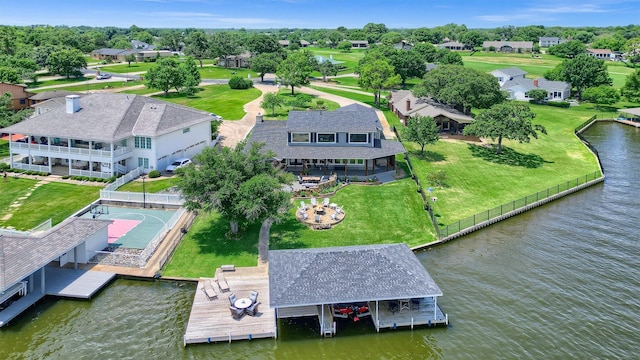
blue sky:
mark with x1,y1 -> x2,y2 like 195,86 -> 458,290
1,0 -> 639,29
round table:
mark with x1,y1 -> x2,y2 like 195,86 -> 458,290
234,298 -> 252,309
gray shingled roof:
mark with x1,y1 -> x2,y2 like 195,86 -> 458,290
502,77 -> 571,93
248,120 -> 405,160
3,93 -> 212,142
619,108 -> 640,116
286,104 -> 381,133
93,48 -> 127,56
483,41 -> 534,49
0,218 -> 111,291
389,90 -> 474,123
269,244 -> 443,308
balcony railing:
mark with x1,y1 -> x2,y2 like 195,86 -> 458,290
10,142 -> 131,158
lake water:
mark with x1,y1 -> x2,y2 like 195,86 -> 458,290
1,122 -> 638,359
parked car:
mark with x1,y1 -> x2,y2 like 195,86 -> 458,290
96,73 -> 112,80
210,113 -> 223,121
165,158 -> 192,173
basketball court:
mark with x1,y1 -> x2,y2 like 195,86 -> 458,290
81,205 -> 177,249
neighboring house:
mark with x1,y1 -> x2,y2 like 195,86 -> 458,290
2,93 -> 213,178
491,67 -> 571,101
539,37 -> 567,47
132,50 -> 173,62
586,48 -> 615,60
278,40 -> 310,48
0,217 -> 114,327
247,104 -> 405,176
131,40 -> 155,50
90,48 -> 172,62
29,90 -> 82,116
483,41 -> 534,53
349,40 -> 369,49
393,40 -> 413,51
0,83 -> 35,110
490,67 -> 527,87
437,41 -> 471,51
218,51 -> 252,68
388,90 -> 474,133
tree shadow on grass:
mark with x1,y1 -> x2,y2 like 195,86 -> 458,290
189,215 -> 261,257
269,216 -> 308,250
409,149 -> 446,162
468,144 -> 552,168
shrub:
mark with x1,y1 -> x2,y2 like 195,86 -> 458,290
547,101 -> 571,108
0,163 -> 9,171
427,170 -> 448,188
148,169 -> 161,178
62,175 -> 70,179
228,76 -> 253,89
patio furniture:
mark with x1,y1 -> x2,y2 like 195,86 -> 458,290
411,298 -> 421,311
300,201 -> 308,210
320,175 -> 326,182
314,215 -> 322,223
302,212 -> 309,220
247,302 -> 260,316
249,290 -> 259,304
201,278 -> 218,300
315,207 -> 325,215
298,175 -> 303,184
298,207 -> 306,214
336,206 -> 344,214
217,271 -> 230,292
388,301 -> 398,314
229,293 -> 238,307
330,212 -> 338,221
322,198 -> 330,207
234,297 -> 252,310
329,203 -> 338,209
230,305 -> 245,320
399,299 -> 411,312
310,197 -> 318,207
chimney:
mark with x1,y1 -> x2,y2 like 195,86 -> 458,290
65,95 -> 80,114
533,79 -> 539,87
406,99 -> 411,112
257,112 -> 263,122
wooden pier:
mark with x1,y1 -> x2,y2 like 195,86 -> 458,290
183,267 -> 276,345
45,267 -> 116,299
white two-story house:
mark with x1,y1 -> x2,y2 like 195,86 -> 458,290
248,104 -> 405,177
3,93 -> 213,178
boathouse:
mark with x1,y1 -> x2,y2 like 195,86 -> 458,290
269,244 -> 448,337
0,217 -> 116,327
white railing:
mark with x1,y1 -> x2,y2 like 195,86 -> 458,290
10,142 -> 132,158
0,218 -> 51,236
99,190 -> 184,205
104,166 -> 144,191
137,207 -> 186,267
70,169 -> 112,179
12,163 -> 49,173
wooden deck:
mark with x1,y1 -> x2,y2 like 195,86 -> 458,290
369,298 -> 448,330
183,267 -> 277,345
45,267 -> 116,299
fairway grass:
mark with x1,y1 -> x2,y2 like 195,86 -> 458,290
0,179 -> 99,230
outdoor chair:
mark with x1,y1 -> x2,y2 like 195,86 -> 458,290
302,213 -> 309,220
388,301 -> 398,314
320,175 -> 326,182
229,293 -> 237,307
336,206 -> 344,214
246,302 -> 260,316
300,201 -> 308,210
298,207 -> 306,215
323,198 -> 330,207
315,214 -> 322,223
411,298 -> 421,311
330,212 -> 338,221
249,290 -> 259,304
230,305 -> 245,320
201,278 -> 218,300
298,175 -> 303,184
310,198 -> 318,207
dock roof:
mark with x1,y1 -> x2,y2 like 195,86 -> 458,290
269,244 -> 442,308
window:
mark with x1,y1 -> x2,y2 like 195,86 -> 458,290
317,133 -> 336,143
134,137 -> 152,149
349,133 -> 368,143
20,99 -> 26,104
137,157 -> 149,169
291,132 -> 310,143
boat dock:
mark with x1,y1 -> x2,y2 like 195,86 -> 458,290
370,299 -> 448,330
183,266 -> 276,345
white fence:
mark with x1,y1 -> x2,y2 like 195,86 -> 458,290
99,190 -> 184,205
0,218 -> 52,236
104,166 -> 144,191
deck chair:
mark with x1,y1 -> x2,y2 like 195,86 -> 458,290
300,201 -> 308,210
314,214 -> 322,223
246,302 -> 260,316
230,305 -> 244,320
336,205 -> 344,214
322,198 -> 330,207
229,293 -> 238,307
202,279 -> 218,300
217,271 -> 230,292
249,290 -> 259,304
302,212 -> 309,220
330,212 -> 338,221
310,197 -> 318,207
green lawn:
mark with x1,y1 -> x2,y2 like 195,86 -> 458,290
262,91 -> 341,120
29,80 -> 145,93
163,178 -> 434,277
151,85 -> 261,120
0,139 -> 8,158
198,66 -> 259,79
310,48 -> 366,74
117,177 -> 179,193
407,104 -> 602,226
0,179 -> 99,230
98,62 -> 161,74
26,76 -> 90,88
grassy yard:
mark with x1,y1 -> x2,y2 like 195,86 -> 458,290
29,80 -> 145,93
0,139 -> 8,158
0,179 -> 99,230
163,177 -> 434,277
407,103 -> 602,226
98,62 -> 160,74
117,177 -> 179,193
198,66 -> 259,79
262,91 -> 341,120
310,48 -> 366,74
151,85 -> 261,120
26,76 -> 90,88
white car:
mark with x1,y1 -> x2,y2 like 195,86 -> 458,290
210,113 -> 223,121
166,158 -> 191,173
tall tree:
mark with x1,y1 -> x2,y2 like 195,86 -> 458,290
403,115 -> 439,154
145,57 -> 185,95
246,34 -> 280,55
184,31 -> 210,68
0,66 -> 21,83
177,141 -> 293,234
413,42 -> 438,62
582,86 -> 620,110
547,40 -> 586,58
251,52 -> 282,82
463,101 -> 546,155
389,50 -> 426,85
622,69 -> 640,102
0,92 -> 33,128
124,53 -> 136,66
318,60 -> 338,82
261,92 -> 286,115
276,51 -> 316,95
46,49 -> 87,78
358,58 -> 400,107
561,54 -> 613,100
159,31 -> 183,51
210,32 -> 242,68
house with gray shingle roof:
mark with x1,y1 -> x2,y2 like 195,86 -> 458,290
491,67 -> 571,101
269,244 -> 447,335
247,104 -> 405,176
539,37 -> 567,47
388,90 -> 475,133
2,93 -> 213,177
483,41 -> 534,53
